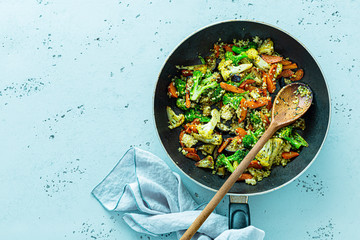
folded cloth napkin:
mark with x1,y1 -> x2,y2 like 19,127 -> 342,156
92,147 -> 265,240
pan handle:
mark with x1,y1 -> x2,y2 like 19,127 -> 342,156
229,196 -> 250,229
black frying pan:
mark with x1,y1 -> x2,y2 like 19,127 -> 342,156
154,20 -> 330,228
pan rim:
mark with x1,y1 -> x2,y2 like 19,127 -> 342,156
152,19 -> 331,196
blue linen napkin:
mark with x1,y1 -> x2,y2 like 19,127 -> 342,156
92,147 -> 265,240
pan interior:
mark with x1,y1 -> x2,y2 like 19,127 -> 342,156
154,20 -> 330,195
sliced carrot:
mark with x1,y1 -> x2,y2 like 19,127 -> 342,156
238,98 -> 247,123
277,69 -> 295,79
248,124 -> 254,131
168,82 -> 178,98
268,64 -> 277,80
246,97 -> 271,109
179,130 -> 185,147
245,85 -> 257,91
183,148 -> 196,154
218,138 -> 232,153
261,54 -> 283,64
282,152 -> 299,159
291,69 -> 304,81
239,79 -> 255,89
264,73 -> 276,94
220,82 -> 245,93
237,173 -> 253,181
185,90 -> 191,108
235,127 -> 247,138
223,44 -> 234,52
282,63 -> 298,70
214,44 -> 220,58
279,60 -> 292,66
181,70 -> 193,77
186,152 -> 201,161
248,160 -> 262,169
185,125 -> 198,134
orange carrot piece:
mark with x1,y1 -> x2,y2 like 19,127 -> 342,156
244,85 -> 257,91
181,70 -> 193,77
248,124 -> 254,131
185,90 -> 191,108
291,69 -> 304,81
268,64 -> 277,80
239,79 -> 255,89
248,160 -> 262,169
246,97 -> 271,109
179,130 -> 185,147
282,152 -> 299,159
237,173 -> 253,181
186,153 -> 201,161
277,69 -> 295,79
214,44 -> 220,58
235,127 -> 247,138
185,125 -> 198,134
218,138 -> 232,153
279,60 -> 292,66
220,82 -> 245,93
183,148 -> 196,154
223,44 -> 234,52
261,54 -> 283,64
282,63 -> 298,70
168,82 -> 178,98
265,73 -> 276,93
238,98 -> 247,123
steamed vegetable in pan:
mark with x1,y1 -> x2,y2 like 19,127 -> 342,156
166,37 -> 308,185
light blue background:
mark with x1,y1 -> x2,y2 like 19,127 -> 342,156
0,0 -> 359,239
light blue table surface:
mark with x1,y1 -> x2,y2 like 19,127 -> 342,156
0,0 -> 359,239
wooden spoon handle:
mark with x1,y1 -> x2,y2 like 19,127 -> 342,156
180,123 -> 278,240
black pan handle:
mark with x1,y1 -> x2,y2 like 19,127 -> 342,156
229,196 -> 250,229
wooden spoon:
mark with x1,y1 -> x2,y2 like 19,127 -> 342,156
180,83 -> 313,240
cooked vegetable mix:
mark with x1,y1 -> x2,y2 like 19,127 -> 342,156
167,37 -> 308,185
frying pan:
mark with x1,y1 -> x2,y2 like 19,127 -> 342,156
153,20 -> 330,229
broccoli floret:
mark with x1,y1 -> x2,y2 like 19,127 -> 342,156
250,112 -> 262,124
225,51 -> 248,65
232,42 -> 258,54
243,134 -> 257,149
184,108 -> 210,123
176,98 -> 187,111
174,78 -> 186,97
253,128 -> 265,138
227,149 -> 249,163
222,93 -> 244,110
216,150 -> 248,173
190,71 -> 219,101
218,59 -> 253,81
210,85 -> 225,103
216,154 -> 235,173
278,126 -> 308,149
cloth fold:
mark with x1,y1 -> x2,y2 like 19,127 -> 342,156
92,147 -> 265,240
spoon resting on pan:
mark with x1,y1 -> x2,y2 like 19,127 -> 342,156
180,83 -> 313,240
